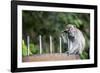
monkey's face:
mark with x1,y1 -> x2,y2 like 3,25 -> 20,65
64,25 -> 76,39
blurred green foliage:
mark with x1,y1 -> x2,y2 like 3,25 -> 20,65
22,40 -> 27,56
80,50 -> 89,59
22,40 -> 39,56
29,43 -> 40,54
22,10 -> 90,59
22,40 -> 32,56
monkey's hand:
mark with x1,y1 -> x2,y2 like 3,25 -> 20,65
65,50 -> 80,56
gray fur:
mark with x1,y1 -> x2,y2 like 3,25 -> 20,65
61,24 -> 85,55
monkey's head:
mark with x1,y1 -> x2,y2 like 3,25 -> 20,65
63,24 -> 76,40
61,24 -> 76,43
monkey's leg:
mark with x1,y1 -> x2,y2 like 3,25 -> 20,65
71,50 -> 79,55
65,51 -> 70,56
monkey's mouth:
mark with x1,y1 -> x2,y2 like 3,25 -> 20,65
62,30 -> 75,40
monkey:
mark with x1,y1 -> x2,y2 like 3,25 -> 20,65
61,24 -> 85,55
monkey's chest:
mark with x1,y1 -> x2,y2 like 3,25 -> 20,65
68,39 -> 79,50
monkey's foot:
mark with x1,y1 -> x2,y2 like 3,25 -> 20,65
65,51 -> 79,56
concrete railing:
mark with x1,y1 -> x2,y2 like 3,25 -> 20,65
27,35 -> 63,56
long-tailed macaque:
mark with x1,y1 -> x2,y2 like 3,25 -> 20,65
61,24 -> 85,55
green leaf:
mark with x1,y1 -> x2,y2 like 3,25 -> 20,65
22,40 -> 28,56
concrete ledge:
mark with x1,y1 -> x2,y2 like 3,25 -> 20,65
22,53 -> 80,62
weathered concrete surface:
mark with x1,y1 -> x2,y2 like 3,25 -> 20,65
22,53 -> 80,62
